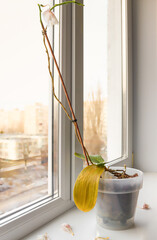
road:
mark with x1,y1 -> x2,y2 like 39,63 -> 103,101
0,183 -> 48,215
0,157 -> 49,215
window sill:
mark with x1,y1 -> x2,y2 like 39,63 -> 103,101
22,173 -> 157,240
0,198 -> 74,240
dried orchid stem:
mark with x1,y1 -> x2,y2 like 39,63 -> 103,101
104,166 -> 137,179
43,33 -> 72,121
38,9 -> 89,165
73,121 -> 92,164
43,33 -> 92,165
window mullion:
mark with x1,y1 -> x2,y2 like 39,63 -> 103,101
59,2 -> 72,201
71,1 -> 84,200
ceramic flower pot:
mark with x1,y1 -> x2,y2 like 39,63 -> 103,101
96,167 -> 143,230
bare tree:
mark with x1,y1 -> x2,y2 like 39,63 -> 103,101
22,142 -> 30,170
84,87 -> 107,158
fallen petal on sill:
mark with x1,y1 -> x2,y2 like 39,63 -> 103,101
37,232 -> 50,240
61,223 -> 74,236
95,237 -> 110,240
142,203 -> 150,210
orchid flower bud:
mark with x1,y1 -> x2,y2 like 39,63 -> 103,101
43,9 -> 59,26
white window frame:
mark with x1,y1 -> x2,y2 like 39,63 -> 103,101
72,0 -> 132,188
0,3 -> 79,239
105,0 -> 132,167
0,0 -> 131,238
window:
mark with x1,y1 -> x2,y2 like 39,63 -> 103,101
1,0 -> 130,239
0,0 -> 54,216
83,0 -> 130,165
0,1 -> 74,239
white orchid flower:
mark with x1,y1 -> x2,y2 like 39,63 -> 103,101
43,9 -> 59,26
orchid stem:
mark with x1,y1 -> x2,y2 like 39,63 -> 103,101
50,1 -> 84,11
38,4 -> 42,23
38,5 -> 89,166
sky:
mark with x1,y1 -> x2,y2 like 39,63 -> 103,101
0,0 -> 56,110
84,0 -> 108,100
0,0 -> 108,110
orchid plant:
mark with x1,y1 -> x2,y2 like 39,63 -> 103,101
38,1 -> 134,213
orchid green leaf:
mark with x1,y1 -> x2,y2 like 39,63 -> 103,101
75,152 -> 105,166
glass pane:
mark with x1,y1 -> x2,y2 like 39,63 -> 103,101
0,0 -> 59,216
84,0 -> 123,162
